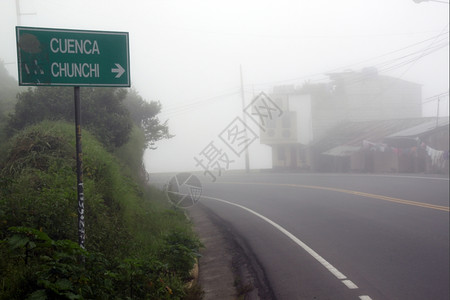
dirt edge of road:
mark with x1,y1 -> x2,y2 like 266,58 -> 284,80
188,203 -> 276,300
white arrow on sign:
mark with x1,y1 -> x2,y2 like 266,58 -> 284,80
111,63 -> 125,78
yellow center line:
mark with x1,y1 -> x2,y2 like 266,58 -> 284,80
220,181 -> 450,212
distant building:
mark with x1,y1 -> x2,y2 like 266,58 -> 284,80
259,69 -> 448,174
311,117 -> 449,174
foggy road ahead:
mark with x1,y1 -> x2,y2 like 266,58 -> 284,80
196,173 -> 449,300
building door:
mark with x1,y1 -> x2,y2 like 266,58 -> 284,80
290,145 -> 297,169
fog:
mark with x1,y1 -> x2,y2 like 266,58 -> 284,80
1,0 -> 448,173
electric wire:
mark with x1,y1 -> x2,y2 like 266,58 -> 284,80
161,90 -> 241,118
308,29 -> 448,93
395,24 -> 449,78
342,39 -> 448,89
247,31 -> 449,89
160,30 -> 448,119
422,91 -> 449,104
162,89 -> 239,112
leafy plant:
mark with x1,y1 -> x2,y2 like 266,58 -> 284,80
2,227 -> 86,299
159,231 -> 202,281
0,121 -> 203,299
123,89 -> 173,150
6,87 -> 132,150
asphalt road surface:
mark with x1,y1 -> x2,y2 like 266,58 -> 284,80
193,172 -> 449,300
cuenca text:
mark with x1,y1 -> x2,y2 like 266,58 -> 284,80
50,38 -> 100,55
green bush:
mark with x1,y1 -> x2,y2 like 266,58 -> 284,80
0,121 -> 202,299
159,231 -> 202,281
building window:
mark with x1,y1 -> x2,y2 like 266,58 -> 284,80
282,114 -> 291,128
267,118 -> 276,128
299,148 -> 306,162
278,146 -> 286,161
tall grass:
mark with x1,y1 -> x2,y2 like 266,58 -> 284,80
0,120 -> 202,299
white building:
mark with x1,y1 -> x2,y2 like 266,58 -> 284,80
260,69 -> 423,170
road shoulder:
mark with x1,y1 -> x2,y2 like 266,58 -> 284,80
188,203 -> 274,300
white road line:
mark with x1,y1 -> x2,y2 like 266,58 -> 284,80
342,279 -> 359,289
202,195 -> 371,294
359,296 -> 373,300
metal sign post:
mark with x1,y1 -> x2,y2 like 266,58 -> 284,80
74,86 -> 85,249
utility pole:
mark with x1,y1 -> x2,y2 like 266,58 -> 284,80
435,95 -> 440,127
15,0 -> 20,25
240,65 -> 250,173
15,0 -> 36,25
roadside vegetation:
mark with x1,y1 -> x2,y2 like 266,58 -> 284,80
0,61 -> 202,299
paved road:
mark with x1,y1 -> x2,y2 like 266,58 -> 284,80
194,173 -> 449,300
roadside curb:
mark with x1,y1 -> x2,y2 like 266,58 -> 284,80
188,203 -> 275,300
188,204 -> 237,299
185,259 -> 199,289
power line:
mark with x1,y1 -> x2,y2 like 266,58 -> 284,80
161,31 -> 448,118
162,89 -> 239,112
394,23 -> 449,79
422,91 -> 449,104
340,26 -> 448,107
299,34 -> 447,91
247,31 -> 449,89
341,39 -> 448,89
375,37 -> 448,71
161,90 -> 240,118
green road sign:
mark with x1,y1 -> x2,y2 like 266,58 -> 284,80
16,26 -> 130,87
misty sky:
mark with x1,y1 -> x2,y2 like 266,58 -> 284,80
1,0 -> 448,173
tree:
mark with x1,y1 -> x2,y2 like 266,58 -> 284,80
0,60 -> 19,112
7,87 -> 133,150
0,60 -> 21,144
123,89 -> 173,149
